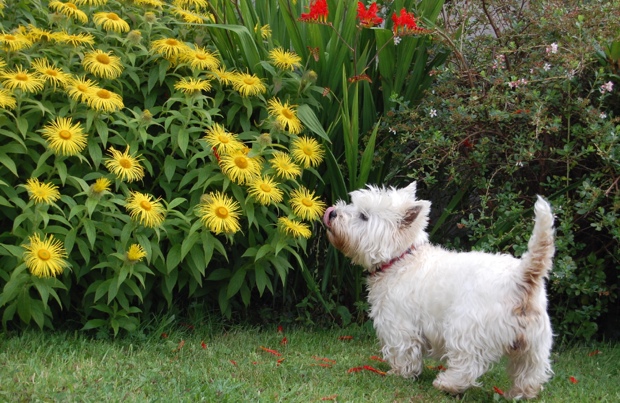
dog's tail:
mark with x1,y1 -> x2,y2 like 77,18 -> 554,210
518,196 -> 555,298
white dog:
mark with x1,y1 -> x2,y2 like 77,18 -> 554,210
323,182 -> 554,399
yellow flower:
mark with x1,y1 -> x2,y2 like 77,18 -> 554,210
0,89 -> 16,110
174,0 -> 209,8
74,0 -> 107,4
126,244 -> 146,263
220,149 -> 262,185
125,191 -> 166,228
23,178 -> 61,204
23,233 -> 70,278
135,0 -> 164,7
49,1 -> 89,24
40,117 -> 87,156
65,75 -> 97,102
255,24 -> 272,40
248,176 -> 284,205
269,48 -> 302,71
291,136 -> 324,168
269,151 -> 301,180
150,37 -> 189,59
126,30 -> 142,45
180,46 -> 220,71
1,66 -> 44,93
86,87 -> 124,112
197,191 -> 241,235
231,72 -> 266,97
52,31 -> 95,47
278,217 -> 312,239
91,177 -> 111,195
213,67 -> 236,86
26,25 -> 55,42
0,31 -> 32,51
82,50 -> 123,79
93,12 -> 131,33
174,77 -> 212,95
267,98 -> 303,134
30,58 -> 70,89
173,7 -> 209,24
104,146 -> 145,182
203,123 -> 243,154
289,186 -> 326,221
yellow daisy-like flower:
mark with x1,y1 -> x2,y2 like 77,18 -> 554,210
23,178 -> 61,204
289,186 -> 326,221
65,75 -> 97,103
173,7 -> 208,24
174,0 -> 209,8
213,67 -> 236,86
135,0 -> 164,7
269,48 -> 302,71
91,177 -> 111,195
40,117 -> 88,156
1,66 -> 44,93
180,46 -> 220,71
126,243 -> 146,263
269,151 -> 301,180
248,176 -> 284,206
74,0 -> 107,5
93,12 -> 131,33
220,149 -> 262,185
203,123 -> 243,154
291,136 -> 324,168
31,58 -> 70,89
174,77 -> 212,95
278,217 -> 312,239
22,233 -> 70,278
104,146 -> 145,182
150,37 -> 189,59
52,31 -> 95,47
49,1 -> 88,24
0,31 -> 32,51
0,89 -> 16,110
197,191 -> 241,235
231,72 -> 266,97
26,25 -> 55,42
267,98 -> 304,135
82,50 -> 123,79
125,191 -> 166,228
86,87 -> 124,112
255,24 -> 272,40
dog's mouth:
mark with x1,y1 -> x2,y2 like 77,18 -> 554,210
323,206 -> 335,229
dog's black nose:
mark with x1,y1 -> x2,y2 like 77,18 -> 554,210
329,209 -> 337,219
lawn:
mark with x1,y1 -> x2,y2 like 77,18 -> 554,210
0,321 -> 618,402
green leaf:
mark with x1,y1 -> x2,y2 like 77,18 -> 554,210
164,155 -> 176,183
297,104 -> 330,142
0,153 -> 18,176
166,244 -> 182,274
226,267 -> 246,298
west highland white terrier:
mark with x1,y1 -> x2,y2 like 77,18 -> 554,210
323,182 -> 555,399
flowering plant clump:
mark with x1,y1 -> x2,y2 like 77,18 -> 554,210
0,0 -> 330,333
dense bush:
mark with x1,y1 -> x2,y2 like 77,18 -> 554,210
379,0 -> 619,341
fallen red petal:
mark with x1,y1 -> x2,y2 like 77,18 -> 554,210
280,337 -> 288,345
200,341 -> 207,349
338,335 -> 353,340
260,346 -> 282,356
321,395 -> 338,401
277,325 -> 284,333
313,356 -> 336,364
369,355 -> 385,362
493,386 -> 504,395
161,332 -> 168,339
312,363 -> 332,368
176,340 -> 185,351
588,349 -> 601,356
363,365 -> 386,376
569,376 -> 578,384
230,360 -> 237,366
277,358 -> 285,366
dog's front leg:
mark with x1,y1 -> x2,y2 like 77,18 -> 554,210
380,335 -> 425,379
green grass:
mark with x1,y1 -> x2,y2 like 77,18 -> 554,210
0,321 -> 618,402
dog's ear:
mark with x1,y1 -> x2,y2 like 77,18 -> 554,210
400,200 -> 430,229
404,181 -> 417,197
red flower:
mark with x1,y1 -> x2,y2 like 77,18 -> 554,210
391,8 -> 429,36
313,356 -> 337,364
299,0 -> 329,23
569,376 -> 578,384
357,2 -> 383,28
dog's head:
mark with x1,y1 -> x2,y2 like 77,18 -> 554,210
323,182 -> 431,271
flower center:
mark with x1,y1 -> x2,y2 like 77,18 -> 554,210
119,157 -> 132,169
37,249 -> 51,261
107,12 -> 120,21
166,39 -> 179,46
140,200 -> 152,211
196,53 -> 207,60
46,69 -> 58,77
96,54 -> 111,64
282,108 -> 294,119
260,183 -> 272,192
234,156 -> 249,169
97,89 -> 111,99
66,3 -> 77,10
5,34 -> 16,41
59,129 -> 72,140
303,146 -> 314,156
215,206 -> 229,218
217,135 -> 230,144
77,83 -> 88,92
243,77 -> 257,85
16,73 -> 28,81
301,198 -> 313,207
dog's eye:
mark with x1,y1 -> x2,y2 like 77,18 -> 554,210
359,213 -> 368,221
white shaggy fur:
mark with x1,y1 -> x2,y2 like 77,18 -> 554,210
323,182 -> 555,399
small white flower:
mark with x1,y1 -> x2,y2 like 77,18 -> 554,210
546,42 -> 558,54
600,112 -> 607,119
543,63 -> 551,71
515,161 -> 524,167
566,69 -> 576,79
600,81 -> 614,93
393,36 -> 401,45
429,109 -> 437,118
389,127 -> 397,135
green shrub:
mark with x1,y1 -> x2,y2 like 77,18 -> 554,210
381,0 -> 619,341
